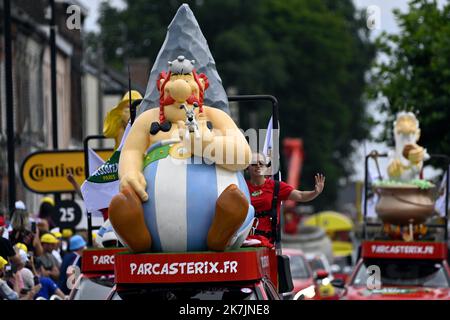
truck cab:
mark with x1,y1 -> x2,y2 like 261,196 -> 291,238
343,151 -> 450,300
344,240 -> 450,300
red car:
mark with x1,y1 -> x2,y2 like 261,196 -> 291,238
344,240 -> 450,300
282,249 -> 314,299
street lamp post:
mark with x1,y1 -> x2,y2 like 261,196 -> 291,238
49,0 -> 58,150
49,0 -> 61,205
3,0 -> 16,215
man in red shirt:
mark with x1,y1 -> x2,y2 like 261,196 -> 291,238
246,153 -> 325,247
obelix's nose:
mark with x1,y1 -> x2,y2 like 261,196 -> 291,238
169,79 -> 191,103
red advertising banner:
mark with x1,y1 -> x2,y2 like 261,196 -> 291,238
362,241 -> 448,260
82,248 -> 127,273
114,248 -> 272,284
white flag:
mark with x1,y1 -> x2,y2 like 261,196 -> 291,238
361,166 -> 380,218
434,174 -> 448,217
81,123 -> 132,212
262,116 -> 273,158
88,148 -> 105,176
262,116 -> 280,176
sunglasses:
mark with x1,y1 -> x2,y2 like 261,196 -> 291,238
250,162 -> 265,167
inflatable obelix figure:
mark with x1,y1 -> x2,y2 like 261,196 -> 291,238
387,112 -> 430,182
108,56 -> 254,253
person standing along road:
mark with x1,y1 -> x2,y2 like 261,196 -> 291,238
0,256 -> 18,300
0,236 -> 21,267
33,258 -> 65,300
9,201 -> 43,257
15,246 -> 35,297
38,234 -> 60,281
50,231 -> 64,265
37,197 -> 57,231
246,153 -> 325,247
0,213 -> 9,239
0,255 -> 39,300
58,235 -> 86,294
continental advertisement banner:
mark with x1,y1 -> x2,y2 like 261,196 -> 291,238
21,149 -> 113,194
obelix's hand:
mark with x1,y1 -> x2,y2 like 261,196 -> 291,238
196,113 -> 215,143
120,171 -> 148,202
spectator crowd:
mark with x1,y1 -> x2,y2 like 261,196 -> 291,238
0,198 -> 89,300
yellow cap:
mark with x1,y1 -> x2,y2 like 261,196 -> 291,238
15,243 -> 28,254
51,231 -> 62,239
62,229 -> 73,238
0,256 -> 8,269
41,196 -> 55,206
40,233 -> 59,244
92,232 -> 97,240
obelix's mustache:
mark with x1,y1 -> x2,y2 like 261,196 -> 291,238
161,94 -> 201,107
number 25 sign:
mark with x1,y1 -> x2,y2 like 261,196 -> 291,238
53,200 -> 82,229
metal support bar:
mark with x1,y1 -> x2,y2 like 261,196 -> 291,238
227,94 -> 279,179
49,0 -> 60,205
363,151 -> 388,239
429,154 -> 450,241
49,0 -> 58,149
228,95 -> 281,254
3,0 -> 16,215
83,134 -> 108,247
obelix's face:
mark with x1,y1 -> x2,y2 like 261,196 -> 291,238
160,73 -> 205,122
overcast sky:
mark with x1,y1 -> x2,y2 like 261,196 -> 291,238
79,0 -> 125,33
351,0 -> 446,181
80,0 -> 411,34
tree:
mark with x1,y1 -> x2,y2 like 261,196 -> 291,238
88,0 -> 375,209
369,0 -> 450,167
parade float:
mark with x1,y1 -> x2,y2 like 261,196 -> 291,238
78,4 -> 293,299
342,112 -> 450,300
367,112 -> 441,240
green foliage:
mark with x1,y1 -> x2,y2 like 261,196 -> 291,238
88,0 -> 375,208
368,0 -> 450,164
373,179 -> 434,190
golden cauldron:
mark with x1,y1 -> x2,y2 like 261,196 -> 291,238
375,185 -> 435,225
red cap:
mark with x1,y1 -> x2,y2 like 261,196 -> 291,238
0,215 -> 5,227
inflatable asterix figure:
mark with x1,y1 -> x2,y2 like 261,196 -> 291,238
82,91 -> 142,247
108,56 -> 254,253
387,112 -> 430,182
